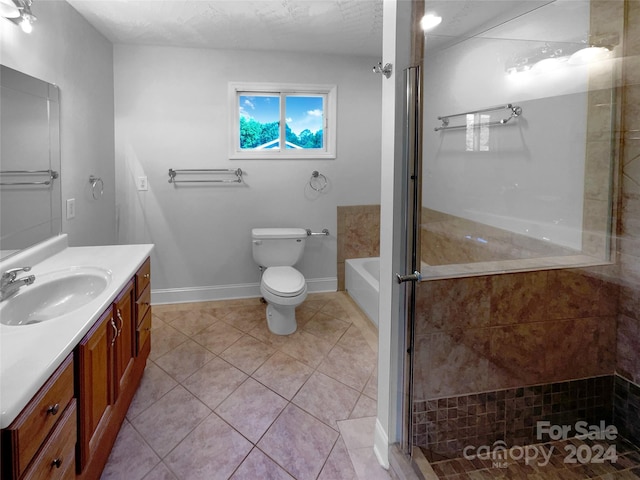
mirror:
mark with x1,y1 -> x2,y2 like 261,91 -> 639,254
0,65 -> 61,260
420,0 -> 617,279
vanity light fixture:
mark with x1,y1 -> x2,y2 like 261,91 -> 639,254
6,0 -> 36,33
568,45 -> 612,65
506,40 -> 615,75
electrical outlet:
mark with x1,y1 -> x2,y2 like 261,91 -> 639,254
137,176 -> 148,191
66,198 -> 76,219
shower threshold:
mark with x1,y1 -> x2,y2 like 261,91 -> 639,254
414,436 -> 640,479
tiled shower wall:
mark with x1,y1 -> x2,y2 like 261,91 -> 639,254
336,205 -> 380,290
616,0 -> 640,444
413,268 -> 619,402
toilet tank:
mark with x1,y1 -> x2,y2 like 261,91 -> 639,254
252,228 -> 307,267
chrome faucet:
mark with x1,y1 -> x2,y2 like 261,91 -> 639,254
1,267 -> 36,301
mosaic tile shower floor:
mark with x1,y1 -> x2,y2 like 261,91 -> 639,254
101,292 -> 390,480
424,436 -> 640,479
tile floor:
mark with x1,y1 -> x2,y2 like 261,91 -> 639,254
101,292 -> 392,480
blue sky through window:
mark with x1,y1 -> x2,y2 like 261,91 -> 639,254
285,96 -> 323,135
239,95 -> 279,124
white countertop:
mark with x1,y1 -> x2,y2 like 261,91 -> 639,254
0,235 -> 153,428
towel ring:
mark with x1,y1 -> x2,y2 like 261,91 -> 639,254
310,171 -> 327,192
89,175 -> 104,200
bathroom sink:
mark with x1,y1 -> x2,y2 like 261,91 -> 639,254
0,267 -> 112,326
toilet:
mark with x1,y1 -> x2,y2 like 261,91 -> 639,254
251,228 -> 308,335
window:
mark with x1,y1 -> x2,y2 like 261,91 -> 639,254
229,82 -> 337,159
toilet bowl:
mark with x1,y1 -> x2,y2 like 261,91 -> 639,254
252,228 -> 308,335
260,266 -> 308,335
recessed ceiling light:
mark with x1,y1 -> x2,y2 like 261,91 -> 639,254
421,13 -> 442,32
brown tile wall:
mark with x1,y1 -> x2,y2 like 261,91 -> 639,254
420,209 -> 578,266
617,0 -> 640,387
414,376 -> 615,459
412,268 -> 619,402
336,205 -> 380,291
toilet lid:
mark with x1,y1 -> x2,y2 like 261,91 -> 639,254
262,267 -> 306,297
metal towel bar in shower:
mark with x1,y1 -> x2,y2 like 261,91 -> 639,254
306,228 -> 330,236
435,104 -> 523,131
168,168 -> 243,184
0,169 -> 59,186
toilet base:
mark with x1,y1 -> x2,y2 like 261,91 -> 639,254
266,303 -> 297,335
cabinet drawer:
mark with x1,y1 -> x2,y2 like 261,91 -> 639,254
136,284 -> 151,325
2,354 -> 74,478
137,308 -> 152,355
22,400 -> 76,480
135,257 -> 151,298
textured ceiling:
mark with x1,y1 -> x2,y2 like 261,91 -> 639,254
65,0 -> 384,57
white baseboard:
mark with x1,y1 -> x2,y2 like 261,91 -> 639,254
373,417 -> 390,469
151,277 -> 337,305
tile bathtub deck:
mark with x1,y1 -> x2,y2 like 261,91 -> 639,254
101,292 -> 391,480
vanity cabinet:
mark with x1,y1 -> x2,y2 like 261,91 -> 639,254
1,354 -> 76,480
75,258 -> 151,479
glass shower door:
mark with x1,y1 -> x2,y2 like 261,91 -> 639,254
406,0 -> 638,478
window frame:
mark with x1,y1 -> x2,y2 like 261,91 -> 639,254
229,82 -> 337,159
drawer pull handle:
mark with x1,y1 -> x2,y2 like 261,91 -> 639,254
46,404 -> 60,415
143,273 -> 150,279
111,318 -> 118,345
52,458 -> 63,468
116,309 -> 124,335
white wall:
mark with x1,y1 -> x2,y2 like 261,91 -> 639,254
1,0 -> 116,248
114,45 -> 382,302
422,16 -> 597,250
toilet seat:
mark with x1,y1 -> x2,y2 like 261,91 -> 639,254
262,266 -> 306,297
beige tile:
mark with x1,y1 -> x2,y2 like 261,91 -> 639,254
182,356 -> 247,410
141,462 -> 177,480
319,298 -> 354,323
348,446 -> 392,480
101,420 -> 160,480
258,404 -> 339,480
337,416 -> 376,450
191,320 -> 244,354
303,312 -> 351,345
279,330 -> 333,368
221,304 -> 266,332
220,335 -> 275,375
215,378 -> 287,443
230,448 -> 294,480
126,362 -> 178,420
149,323 -> 188,361
166,309 -> 219,336
164,413 -> 252,480
350,394 -> 377,419
318,343 -> 376,392
363,367 -> 378,400
292,372 -> 360,429
130,385 -> 211,457
247,321 -> 292,349
154,339 -> 215,382
252,351 -> 313,400
318,437 -> 358,480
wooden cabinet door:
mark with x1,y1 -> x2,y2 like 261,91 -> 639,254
112,280 -> 135,402
75,309 -> 115,471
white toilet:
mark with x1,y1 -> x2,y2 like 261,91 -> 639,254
252,228 -> 308,335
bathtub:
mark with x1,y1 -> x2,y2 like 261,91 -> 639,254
345,257 -> 379,328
